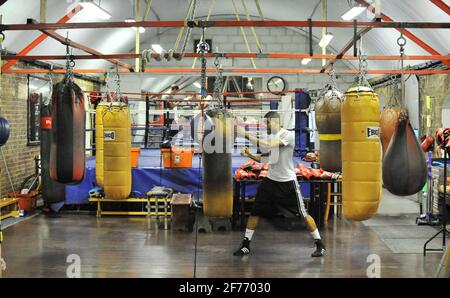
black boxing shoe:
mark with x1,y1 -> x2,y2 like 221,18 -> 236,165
233,238 -> 251,256
311,239 -> 326,257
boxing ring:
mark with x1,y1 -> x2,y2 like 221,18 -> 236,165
65,148 -> 307,205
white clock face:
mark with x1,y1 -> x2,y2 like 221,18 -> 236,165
267,76 -> 286,93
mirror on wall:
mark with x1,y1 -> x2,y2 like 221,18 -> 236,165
27,75 -> 51,146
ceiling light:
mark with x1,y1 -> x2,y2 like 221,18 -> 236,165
125,19 -> 145,33
319,33 -> 334,48
193,82 -> 202,89
134,27 -> 146,33
301,58 -> 312,65
80,1 -> 111,20
152,44 -> 164,54
341,6 -> 366,20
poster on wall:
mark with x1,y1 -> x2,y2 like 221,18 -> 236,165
28,75 -> 51,146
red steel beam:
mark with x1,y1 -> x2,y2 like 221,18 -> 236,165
430,0 -> 450,15
4,53 -> 450,61
1,5 -> 83,71
356,0 -> 450,68
1,20 -> 449,31
34,22 -> 135,72
320,25 -> 373,72
3,68 -> 450,75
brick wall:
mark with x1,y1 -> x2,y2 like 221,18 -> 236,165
0,62 -> 99,197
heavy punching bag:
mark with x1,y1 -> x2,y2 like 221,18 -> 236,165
202,109 -> 233,218
380,107 -> 401,158
95,102 -> 107,187
382,112 -> 427,196
342,86 -> 382,221
0,116 -> 10,146
102,102 -> 132,199
50,76 -> 85,184
315,86 -> 343,172
40,103 -> 66,203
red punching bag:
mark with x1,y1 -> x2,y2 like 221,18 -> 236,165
50,76 -> 86,184
382,112 -> 427,196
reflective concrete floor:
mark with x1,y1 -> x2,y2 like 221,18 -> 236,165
1,211 -> 443,278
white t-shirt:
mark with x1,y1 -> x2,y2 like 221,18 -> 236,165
265,128 -> 297,182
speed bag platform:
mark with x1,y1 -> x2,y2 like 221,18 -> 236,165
102,103 -> 132,200
50,79 -> 86,184
95,102 -> 108,188
342,86 -> 382,221
202,109 -> 233,218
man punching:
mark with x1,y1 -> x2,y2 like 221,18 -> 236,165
234,112 -> 326,257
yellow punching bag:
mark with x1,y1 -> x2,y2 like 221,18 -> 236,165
102,103 -> 132,199
95,102 -> 107,187
342,86 -> 382,221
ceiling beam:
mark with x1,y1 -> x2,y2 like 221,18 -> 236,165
4,53 -> 450,61
430,0 -> 450,15
3,68 -> 450,75
1,20 -> 449,31
320,23 -> 373,73
1,5 -> 82,71
356,0 -> 450,68
31,20 -> 135,72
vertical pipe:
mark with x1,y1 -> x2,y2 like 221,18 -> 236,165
308,18 -> 313,56
353,20 -> 358,57
145,95 -> 150,148
135,0 -> 141,72
40,0 -> 47,23
322,0 -> 327,66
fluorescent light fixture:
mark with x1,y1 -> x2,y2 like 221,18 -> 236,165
319,33 -> 334,48
341,6 -> 366,20
80,1 -> 111,20
134,27 -> 146,33
125,19 -> 145,33
152,44 -> 164,54
301,58 -> 312,65
193,82 -> 202,89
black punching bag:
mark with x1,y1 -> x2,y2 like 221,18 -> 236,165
382,114 -> 427,196
40,103 -> 66,203
50,77 -> 86,184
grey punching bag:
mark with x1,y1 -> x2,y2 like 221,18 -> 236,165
315,86 -> 343,172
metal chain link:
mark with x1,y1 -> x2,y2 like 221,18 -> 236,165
212,56 -> 224,108
397,31 -> 407,108
328,63 -> 337,88
357,54 -> 370,88
64,35 -> 75,83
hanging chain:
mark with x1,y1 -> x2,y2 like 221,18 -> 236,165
114,64 -> 123,103
357,54 -> 369,87
397,30 -> 407,109
328,63 -> 337,88
197,26 -> 210,99
213,56 -> 224,108
64,34 -> 75,83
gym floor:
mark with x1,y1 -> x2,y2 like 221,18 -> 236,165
2,191 -> 443,278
